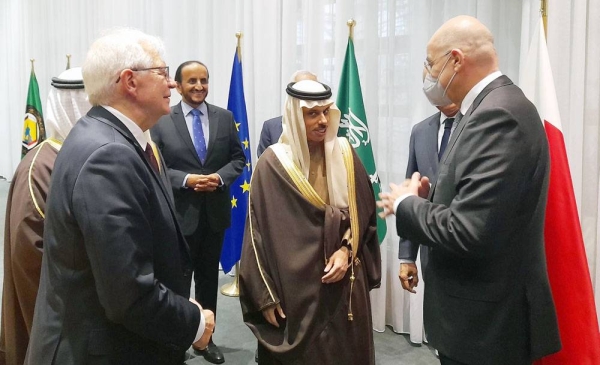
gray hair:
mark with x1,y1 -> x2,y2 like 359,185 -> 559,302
82,28 -> 166,106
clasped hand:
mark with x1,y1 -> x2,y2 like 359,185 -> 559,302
186,173 -> 220,192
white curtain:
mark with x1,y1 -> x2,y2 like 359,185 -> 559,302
1,0 -> 597,337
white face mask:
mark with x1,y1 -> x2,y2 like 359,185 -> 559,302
422,54 -> 456,106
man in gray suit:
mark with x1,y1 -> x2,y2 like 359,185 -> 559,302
257,71 -> 317,157
151,60 -> 245,364
398,103 -> 459,293
379,16 -> 560,365
26,28 -> 214,365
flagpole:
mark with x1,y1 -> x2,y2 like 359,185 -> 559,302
220,30 -> 244,298
347,19 -> 355,40
66,54 -> 71,70
236,32 -> 242,61
541,0 -> 548,39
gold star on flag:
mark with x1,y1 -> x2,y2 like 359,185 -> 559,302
242,139 -> 249,149
246,162 -> 251,171
235,122 -> 241,132
231,195 -> 238,208
240,180 -> 250,193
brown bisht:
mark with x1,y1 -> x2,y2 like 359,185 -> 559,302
239,143 -> 381,365
1,140 -> 60,365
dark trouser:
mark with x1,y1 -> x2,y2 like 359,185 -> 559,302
186,219 -> 224,321
439,353 -> 469,365
439,352 -> 532,365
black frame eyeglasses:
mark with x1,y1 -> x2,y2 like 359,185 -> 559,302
116,66 -> 170,83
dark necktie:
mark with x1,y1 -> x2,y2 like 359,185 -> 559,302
438,117 -> 455,161
145,143 -> 160,174
190,108 -> 207,164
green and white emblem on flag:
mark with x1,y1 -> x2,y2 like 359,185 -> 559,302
337,38 -> 387,243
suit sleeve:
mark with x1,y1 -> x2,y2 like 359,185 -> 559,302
257,121 -> 271,157
216,110 -> 246,187
71,143 -> 200,348
398,126 -> 420,261
396,107 -> 537,258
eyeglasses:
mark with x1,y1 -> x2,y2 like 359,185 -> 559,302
423,50 -> 452,75
115,66 -> 170,83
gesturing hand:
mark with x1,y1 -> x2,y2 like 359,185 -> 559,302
377,172 -> 430,218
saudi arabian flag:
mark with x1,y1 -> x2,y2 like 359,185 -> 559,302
22,64 -> 45,157
337,38 -> 387,243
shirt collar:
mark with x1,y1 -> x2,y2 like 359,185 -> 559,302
439,111 -> 459,125
459,70 -> 503,115
181,101 -> 208,117
102,105 -> 148,148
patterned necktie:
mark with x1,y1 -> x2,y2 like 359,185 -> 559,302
190,108 -> 207,164
145,143 -> 159,174
438,117 -> 455,161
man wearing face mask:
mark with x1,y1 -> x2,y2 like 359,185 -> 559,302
378,16 -> 560,365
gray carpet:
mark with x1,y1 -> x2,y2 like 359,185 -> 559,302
0,179 -> 439,364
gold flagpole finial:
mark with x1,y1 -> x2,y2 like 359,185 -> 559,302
347,19 -> 356,41
236,32 -> 242,61
30,59 -> 35,74
66,54 -> 72,70
541,0 -> 548,40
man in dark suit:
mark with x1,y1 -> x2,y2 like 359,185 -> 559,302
379,16 -> 560,365
256,116 -> 283,157
26,29 -> 214,365
151,61 -> 245,364
257,70 -> 317,157
398,103 -> 459,293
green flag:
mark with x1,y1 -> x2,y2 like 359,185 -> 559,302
337,38 -> 387,243
22,63 -> 45,157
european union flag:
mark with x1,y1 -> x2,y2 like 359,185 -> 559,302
220,48 -> 252,273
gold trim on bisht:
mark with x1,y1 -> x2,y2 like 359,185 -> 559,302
338,136 -> 360,321
270,144 -> 326,209
28,138 -> 63,219
247,167 -> 278,304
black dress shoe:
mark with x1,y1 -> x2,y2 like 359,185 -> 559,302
194,341 -> 225,364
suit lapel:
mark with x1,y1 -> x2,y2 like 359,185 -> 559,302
205,103 -> 219,161
172,103 -> 203,165
425,113 -> 440,177
89,107 -> 189,258
429,75 -> 514,199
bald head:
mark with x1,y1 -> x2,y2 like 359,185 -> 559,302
426,16 -> 499,105
430,16 -> 495,58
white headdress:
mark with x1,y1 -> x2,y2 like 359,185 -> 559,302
45,67 -> 91,142
280,80 -> 349,208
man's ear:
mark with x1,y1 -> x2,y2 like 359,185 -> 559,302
451,49 -> 464,72
120,69 -> 137,95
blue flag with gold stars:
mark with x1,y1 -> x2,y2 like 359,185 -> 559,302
220,48 -> 252,273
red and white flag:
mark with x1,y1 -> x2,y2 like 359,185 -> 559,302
521,17 -> 600,365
